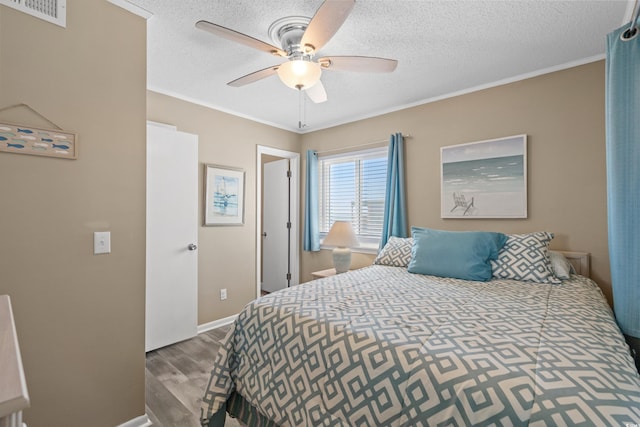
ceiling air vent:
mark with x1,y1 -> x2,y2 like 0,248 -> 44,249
0,0 -> 66,28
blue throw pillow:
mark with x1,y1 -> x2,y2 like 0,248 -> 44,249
408,227 -> 508,281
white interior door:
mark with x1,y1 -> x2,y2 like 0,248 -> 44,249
146,122 -> 198,352
262,159 -> 290,293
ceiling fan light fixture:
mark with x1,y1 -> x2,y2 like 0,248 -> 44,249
277,59 -> 322,90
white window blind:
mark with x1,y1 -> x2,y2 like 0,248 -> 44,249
319,147 -> 388,248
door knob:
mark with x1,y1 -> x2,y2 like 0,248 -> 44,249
262,232 -> 267,237
188,243 -> 197,251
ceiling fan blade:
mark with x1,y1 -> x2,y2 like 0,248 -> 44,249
228,65 -> 280,87
300,0 -> 355,53
196,20 -> 287,57
305,81 -> 328,103
318,56 -> 398,73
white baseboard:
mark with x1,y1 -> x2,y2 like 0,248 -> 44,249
117,414 -> 152,427
197,314 -> 238,334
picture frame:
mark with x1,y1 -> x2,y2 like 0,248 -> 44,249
204,164 -> 245,226
441,134 -> 527,219
0,121 -> 77,159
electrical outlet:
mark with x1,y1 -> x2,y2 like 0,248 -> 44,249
220,288 -> 227,300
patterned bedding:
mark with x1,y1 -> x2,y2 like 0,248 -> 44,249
201,265 -> 640,426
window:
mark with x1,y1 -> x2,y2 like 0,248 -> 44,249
318,147 -> 388,250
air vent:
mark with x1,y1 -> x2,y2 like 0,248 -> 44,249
0,0 -> 66,28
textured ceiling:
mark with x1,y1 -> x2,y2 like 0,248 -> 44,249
126,0 -> 632,133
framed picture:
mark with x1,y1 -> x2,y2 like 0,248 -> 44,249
204,164 -> 245,226
0,121 -> 77,159
441,134 -> 527,218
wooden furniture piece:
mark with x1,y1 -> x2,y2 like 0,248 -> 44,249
311,267 -> 360,279
0,295 -> 30,427
558,250 -> 590,278
311,268 -> 338,279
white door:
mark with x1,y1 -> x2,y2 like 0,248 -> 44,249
146,122 -> 198,352
262,159 -> 290,293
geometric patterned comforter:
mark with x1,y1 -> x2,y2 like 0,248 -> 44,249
201,265 -> 640,426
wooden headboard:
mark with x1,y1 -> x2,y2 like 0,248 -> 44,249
557,251 -> 591,279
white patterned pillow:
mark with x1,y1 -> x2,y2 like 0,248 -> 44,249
548,250 -> 575,279
491,232 -> 561,284
374,237 -> 413,267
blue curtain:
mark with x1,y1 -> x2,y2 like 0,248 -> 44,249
606,20 -> 640,339
379,133 -> 408,250
303,150 -> 320,251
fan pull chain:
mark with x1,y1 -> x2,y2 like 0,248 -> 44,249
298,89 -> 307,129
298,89 -> 302,129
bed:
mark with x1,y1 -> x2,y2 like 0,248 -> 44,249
201,233 -> 640,427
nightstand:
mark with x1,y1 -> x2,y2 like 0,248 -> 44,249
311,268 -> 338,279
311,268 -> 359,279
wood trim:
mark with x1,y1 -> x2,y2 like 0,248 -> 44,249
311,268 -> 338,279
0,295 -> 29,420
116,414 -> 153,427
557,251 -> 590,279
197,315 -> 238,334
107,0 -> 153,19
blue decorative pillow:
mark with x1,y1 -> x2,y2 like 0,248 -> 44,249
490,232 -> 561,284
408,227 -> 508,281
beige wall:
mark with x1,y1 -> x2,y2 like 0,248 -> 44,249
147,92 -> 301,324
0,2 -> 147,427
301,61 -> 611,302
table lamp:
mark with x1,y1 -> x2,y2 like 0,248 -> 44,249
323,221 -> 359,273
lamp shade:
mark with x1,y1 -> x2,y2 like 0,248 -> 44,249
277,59 -> 322,90
323,221 -> 358,248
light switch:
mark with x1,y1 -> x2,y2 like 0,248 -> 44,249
94,231 -> 111,255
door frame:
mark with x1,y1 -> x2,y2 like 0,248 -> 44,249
256,146 -> 300,298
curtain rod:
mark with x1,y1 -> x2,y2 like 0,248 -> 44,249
315,134 -> 411,155
626,0 -> 640,38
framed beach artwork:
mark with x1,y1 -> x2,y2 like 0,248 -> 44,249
441,134 -> 527,218
204,164 -> 245,226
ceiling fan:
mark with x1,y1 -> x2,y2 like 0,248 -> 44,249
195,0 -> 398,104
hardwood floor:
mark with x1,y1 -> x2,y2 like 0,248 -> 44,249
145,326 -> 243,427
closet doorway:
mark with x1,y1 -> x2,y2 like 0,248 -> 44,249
257,146 -> 299,297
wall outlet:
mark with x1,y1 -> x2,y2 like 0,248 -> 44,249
220,288 -> 227,300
